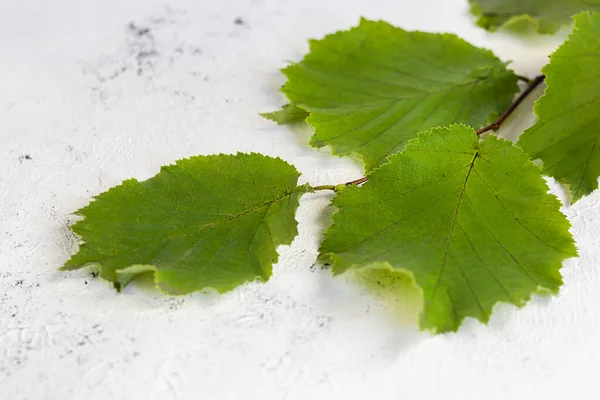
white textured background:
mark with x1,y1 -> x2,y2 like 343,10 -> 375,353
1,0 -> 599,399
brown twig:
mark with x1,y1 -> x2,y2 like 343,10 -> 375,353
476,74 -> 545,136
345,176 -> 368,186
312,184 -> 336,191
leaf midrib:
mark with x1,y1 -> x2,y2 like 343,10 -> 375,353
426,152 -> 478,318
90,190 -> 296,263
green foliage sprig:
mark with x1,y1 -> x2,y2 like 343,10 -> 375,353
62,7 -> 600,333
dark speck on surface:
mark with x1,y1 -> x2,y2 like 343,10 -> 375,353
234,17 -> 245,25
128,22 -> 150,37
127,21 -> 159,76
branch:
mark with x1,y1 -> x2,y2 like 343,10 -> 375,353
312,176 -> 368,192
345,177 -> 368,186
312,184 -> 336,191
313,75 -> 546,192
475,74 -> 545,136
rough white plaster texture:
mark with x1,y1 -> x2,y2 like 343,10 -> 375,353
1,0 -> 599,399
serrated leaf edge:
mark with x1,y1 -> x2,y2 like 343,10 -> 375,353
520,11 -> 599,202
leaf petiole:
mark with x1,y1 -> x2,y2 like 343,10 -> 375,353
312,177 -> 369,192
312,185 -> 336,191
476,74 -> 546,136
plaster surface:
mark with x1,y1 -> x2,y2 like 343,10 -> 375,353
1,1 -> 599,399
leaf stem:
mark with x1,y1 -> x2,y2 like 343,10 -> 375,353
312,185 -> 336,191
516,74 -> 531,83
475,74 -> 545,136
312,176 -> 369,192
346,177 -> 368,186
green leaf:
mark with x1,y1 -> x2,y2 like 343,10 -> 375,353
469,0 -> 600,33
268,19 -> 519,171
260,103 -> 310,125
62,153 -> 310,294
517,12 -> 600,202
319,125 -> 577,333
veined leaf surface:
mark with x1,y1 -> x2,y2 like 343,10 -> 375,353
63,153 -> 310,294
320,125 -> 577,332
268,19 -> 518,171
518,12 -> 600,202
